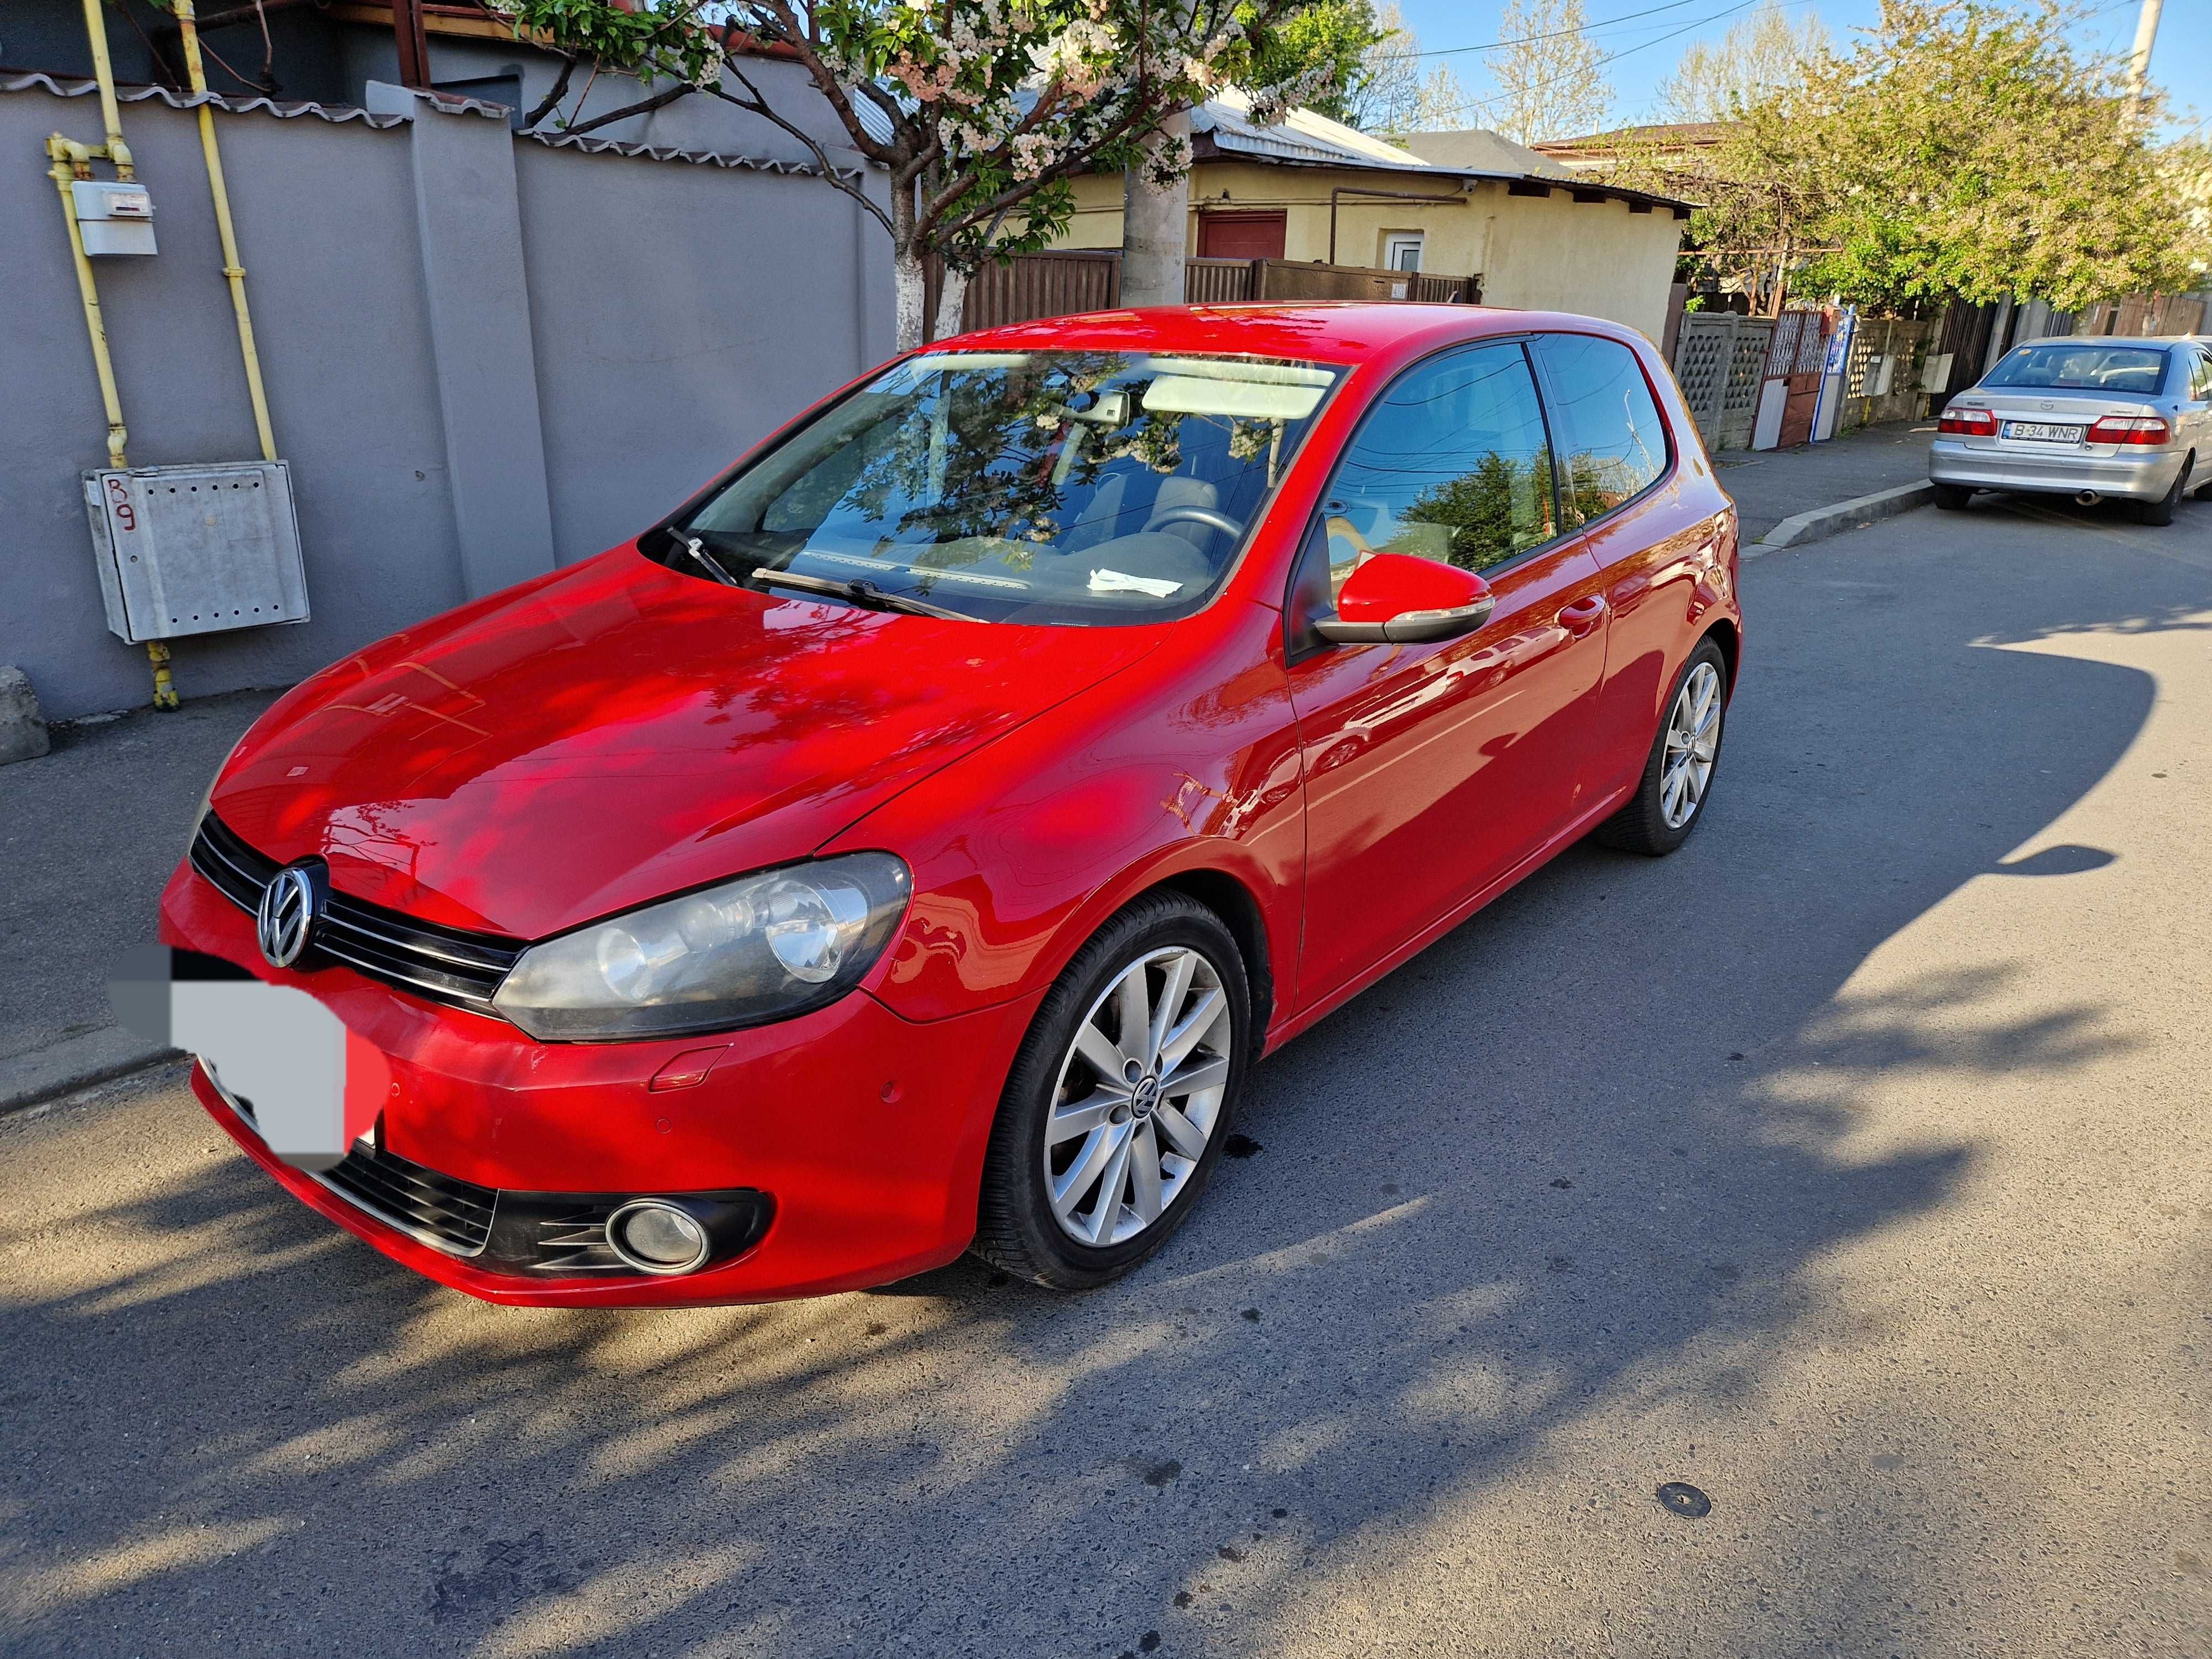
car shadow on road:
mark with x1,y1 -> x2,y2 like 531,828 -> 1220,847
3,510 -> 2203,1657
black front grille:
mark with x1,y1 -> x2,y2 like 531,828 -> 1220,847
191,813 -> 525,1014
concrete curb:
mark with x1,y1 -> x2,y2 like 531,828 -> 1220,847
1749,481 -> 1937,556
0,1026 -> 180,1115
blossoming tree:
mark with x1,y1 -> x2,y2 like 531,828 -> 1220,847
491,0 -> 1324,347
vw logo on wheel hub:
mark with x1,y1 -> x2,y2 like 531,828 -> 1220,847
1130,1075 -> 1161,1118
256,861 -> 326,969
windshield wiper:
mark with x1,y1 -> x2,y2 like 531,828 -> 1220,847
750,567 -> 971,622
669,530 -> 970,620
667,529 -> 745,589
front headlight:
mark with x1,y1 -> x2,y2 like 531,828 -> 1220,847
492,853 -> 911,1042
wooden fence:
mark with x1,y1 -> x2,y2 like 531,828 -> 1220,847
923,251 -> 1481,340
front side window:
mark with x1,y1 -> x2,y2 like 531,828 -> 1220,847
1983,343 -> 2171,395
1530,333 -> 1670,525
1312,342 -> 1561,596
658,350 -> 1340,625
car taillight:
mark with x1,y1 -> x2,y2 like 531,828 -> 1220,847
1939,407 -> 1996,436
2083,415 -> 2171,446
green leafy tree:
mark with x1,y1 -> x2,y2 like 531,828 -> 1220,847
488,0 -> 1328,347
1643,0 -> 2209,311
1259,0 -> 1389,126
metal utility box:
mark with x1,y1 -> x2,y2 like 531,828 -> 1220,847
71,180 -> 157,256
84,462 -> 309,644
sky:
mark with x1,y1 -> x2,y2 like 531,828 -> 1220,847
1386,0 -> 2206,142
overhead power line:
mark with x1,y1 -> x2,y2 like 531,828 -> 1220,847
1412,0 -> 1714,58
1425,0 -> 1804,125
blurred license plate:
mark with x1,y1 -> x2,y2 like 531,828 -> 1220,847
2003,421 -> 2083,443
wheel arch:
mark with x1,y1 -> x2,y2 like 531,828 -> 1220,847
1700,617 -> 1740,698
1147,867 -> 1276,1044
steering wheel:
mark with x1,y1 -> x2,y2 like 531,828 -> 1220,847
1145,504 -> 1245,539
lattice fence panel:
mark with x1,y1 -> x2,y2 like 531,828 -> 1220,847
1672,315 -> 1733,442
1717,319 -> 1775,450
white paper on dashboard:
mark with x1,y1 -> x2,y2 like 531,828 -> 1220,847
1088,568 -> 1183,597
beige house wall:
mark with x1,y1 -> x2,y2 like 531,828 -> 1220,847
1053,164 -> 1685,344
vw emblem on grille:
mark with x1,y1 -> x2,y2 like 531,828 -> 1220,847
257,862 -> 325,968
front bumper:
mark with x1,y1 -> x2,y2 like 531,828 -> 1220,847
163,860 -> 1041,1306
1929,438 -> 2188,502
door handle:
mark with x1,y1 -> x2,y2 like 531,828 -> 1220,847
1557,596 -> 1607,636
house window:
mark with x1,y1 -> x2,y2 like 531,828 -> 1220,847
1383,232 -> 1424,273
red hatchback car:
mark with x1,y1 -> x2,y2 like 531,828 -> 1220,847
164,303 -> 1740,1305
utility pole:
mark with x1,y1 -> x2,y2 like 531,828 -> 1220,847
2125,0 -> 2162,123
1121,110 -> 1191,309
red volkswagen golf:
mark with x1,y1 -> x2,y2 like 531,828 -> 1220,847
163,303 -> 1739,1305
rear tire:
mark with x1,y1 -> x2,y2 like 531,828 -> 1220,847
973,893 -> 1250,1290
2135,455 -> 2190,526
1593,638 -> 1729,858
1931,482 -> 1974,511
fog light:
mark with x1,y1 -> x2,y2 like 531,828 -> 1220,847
606,1199 -> 711,1275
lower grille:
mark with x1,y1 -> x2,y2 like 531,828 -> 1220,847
324,1137 -> 498,1256
203,1066 -> 771,1276
218,1079 -> 494,1257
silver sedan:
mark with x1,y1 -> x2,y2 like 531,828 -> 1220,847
1929,336 -> 2212,524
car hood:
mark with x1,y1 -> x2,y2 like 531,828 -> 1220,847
210,550 -> 1160,938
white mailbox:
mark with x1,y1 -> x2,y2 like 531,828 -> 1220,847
84,462 -> 310,644
71,180 -> 157,256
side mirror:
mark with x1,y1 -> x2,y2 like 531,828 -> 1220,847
1313,552 -> 1495,645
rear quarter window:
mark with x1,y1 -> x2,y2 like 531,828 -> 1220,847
1530,335 -> 1671,525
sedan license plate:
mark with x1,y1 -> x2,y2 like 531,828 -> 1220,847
2002,421 -> 2084,444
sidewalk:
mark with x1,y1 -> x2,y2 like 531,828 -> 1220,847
0,422 -> 1939,1111
1714,418 -> 1937,544
0,688 -> 279,1107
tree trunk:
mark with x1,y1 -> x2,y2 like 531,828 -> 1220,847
1120,109 -> 1191,309
932,267 -> 970,344
894,251 -> 928,353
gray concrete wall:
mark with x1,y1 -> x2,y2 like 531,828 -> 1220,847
3,72 -> 892,719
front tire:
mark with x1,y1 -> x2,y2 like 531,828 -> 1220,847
974,893 -> 1251,1290
1932,481 -> 1974,511
1593,638 -> 1729,857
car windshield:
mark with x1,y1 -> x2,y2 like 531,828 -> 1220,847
655,349 -> 1340,624
1983,343 -> 2171,395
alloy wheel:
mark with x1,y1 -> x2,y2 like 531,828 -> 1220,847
1043,946 -> 1233,1247
1660,661 -> 1722,830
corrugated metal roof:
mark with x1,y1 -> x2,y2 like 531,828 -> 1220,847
1194,88 -> 1441,173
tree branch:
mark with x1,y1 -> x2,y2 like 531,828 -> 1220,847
520,53 -> 576,131
709,77 -> 895,238
733,0 -> 910,168
559,77 -> 693,138
931,97 -> 1160,247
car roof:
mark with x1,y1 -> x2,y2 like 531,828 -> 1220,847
937,302 -> 1639,366
2011,336 -> 2200,349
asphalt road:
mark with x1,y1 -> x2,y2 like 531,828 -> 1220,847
4,491 -> 2209,1658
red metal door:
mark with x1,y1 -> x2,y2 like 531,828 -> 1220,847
1197,212 -> 1287,260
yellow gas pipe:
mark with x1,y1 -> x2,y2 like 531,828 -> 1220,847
56,0 -> 176,707
46,137 -> 129,472
170,0 -> 278,464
